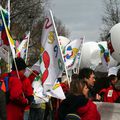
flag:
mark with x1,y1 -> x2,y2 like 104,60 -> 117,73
32,75 -> 49,103
98,41 -> 110,68
0,7 -> 15,58
46,79 -> 66,100
24,60 -> 40,77
0,45 -> 9,63
63,38 -> 84,70
0,7 -> 9,46
40,10 -> 64,93
16,32 -> 30,61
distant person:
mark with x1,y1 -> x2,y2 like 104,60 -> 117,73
79,68 -> 101,101
58,74 -> 101,120
101,67 -> 120,103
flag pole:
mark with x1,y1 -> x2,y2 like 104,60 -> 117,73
25,31 -> 30,63
7,0 -> 10,29
0,6 -> 20,79
78,36 -> 85,73
49,10 -> 70,84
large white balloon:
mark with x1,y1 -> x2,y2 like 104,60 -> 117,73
108,55 -> 118,68
58,36 -> 71,51
80,41 -> 101,69
108,23 -> 120,62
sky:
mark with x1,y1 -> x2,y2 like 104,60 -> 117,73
50,0 -> 104,42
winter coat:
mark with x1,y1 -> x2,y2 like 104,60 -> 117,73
58,94 -> 88,120
57,94 -> 100,120
103,86 -> 120,103
77,100 -> 100,120
2,71 -> 29,120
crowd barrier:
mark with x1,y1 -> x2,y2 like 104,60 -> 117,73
95,102 -> 120,120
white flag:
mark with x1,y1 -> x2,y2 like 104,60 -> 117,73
40,10 -> 64,93
46,79 -> 66,100
64,38 -> 84,70
16,32 -> 30,61
0,45 -> 9,63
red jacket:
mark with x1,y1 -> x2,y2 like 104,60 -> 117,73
20,71 -> 34,111
103,86 -> 120,103
2,71 -> 33,120
77,100 -> 101,120
2,71 -> 28,120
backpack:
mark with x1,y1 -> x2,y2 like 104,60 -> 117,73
0,73 -> 11,104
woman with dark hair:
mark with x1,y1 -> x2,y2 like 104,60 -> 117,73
58,74 -> 100,120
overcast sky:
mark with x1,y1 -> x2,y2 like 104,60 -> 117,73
50,0 -> 104,42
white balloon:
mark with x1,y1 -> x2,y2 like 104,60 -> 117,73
80,41 -> 101,69
58,36 -> 71,51
109,23 -> 120,62
108,55 -> 118,68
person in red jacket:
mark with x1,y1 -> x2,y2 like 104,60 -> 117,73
102,74 -> 120,103
99,67 -> 120,103
2,57 -> 34,120
58,74 -> 101,120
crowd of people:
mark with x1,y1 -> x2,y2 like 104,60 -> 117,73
0,57 -> 120,120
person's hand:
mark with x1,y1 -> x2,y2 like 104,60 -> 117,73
96,94 -> 101,101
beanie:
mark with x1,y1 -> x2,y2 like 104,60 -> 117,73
12,57 -> 27,71
108,67 -> 118,77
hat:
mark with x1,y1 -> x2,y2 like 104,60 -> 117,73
12,57 -> 27,71
108,67 -> 118,76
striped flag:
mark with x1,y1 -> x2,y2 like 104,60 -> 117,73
0,7 -> 9,46
0,6 -> 15,58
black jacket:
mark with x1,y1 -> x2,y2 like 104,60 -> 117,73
58,94 -> 88,120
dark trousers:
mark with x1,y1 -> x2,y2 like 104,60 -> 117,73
28,107 -> 45,120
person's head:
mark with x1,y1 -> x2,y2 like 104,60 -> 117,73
79,68 -> 95,88
12,57 -> 27,73
108,75 -> 117,86
70,74 -> 89,97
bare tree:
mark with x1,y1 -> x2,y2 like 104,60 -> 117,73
0,0 -> 70,65
55,17 -> 70,37
100,0 -> 120,41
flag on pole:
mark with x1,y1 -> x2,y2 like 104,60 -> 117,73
46,79 -> 66,100
63,38 -> 84,70
16,32 -> 30,62
7,0 -> 10,29
0,6 -> 15,58
40,10 -> 64,93
0,6 -> 9,46
98,41 -> 110,68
